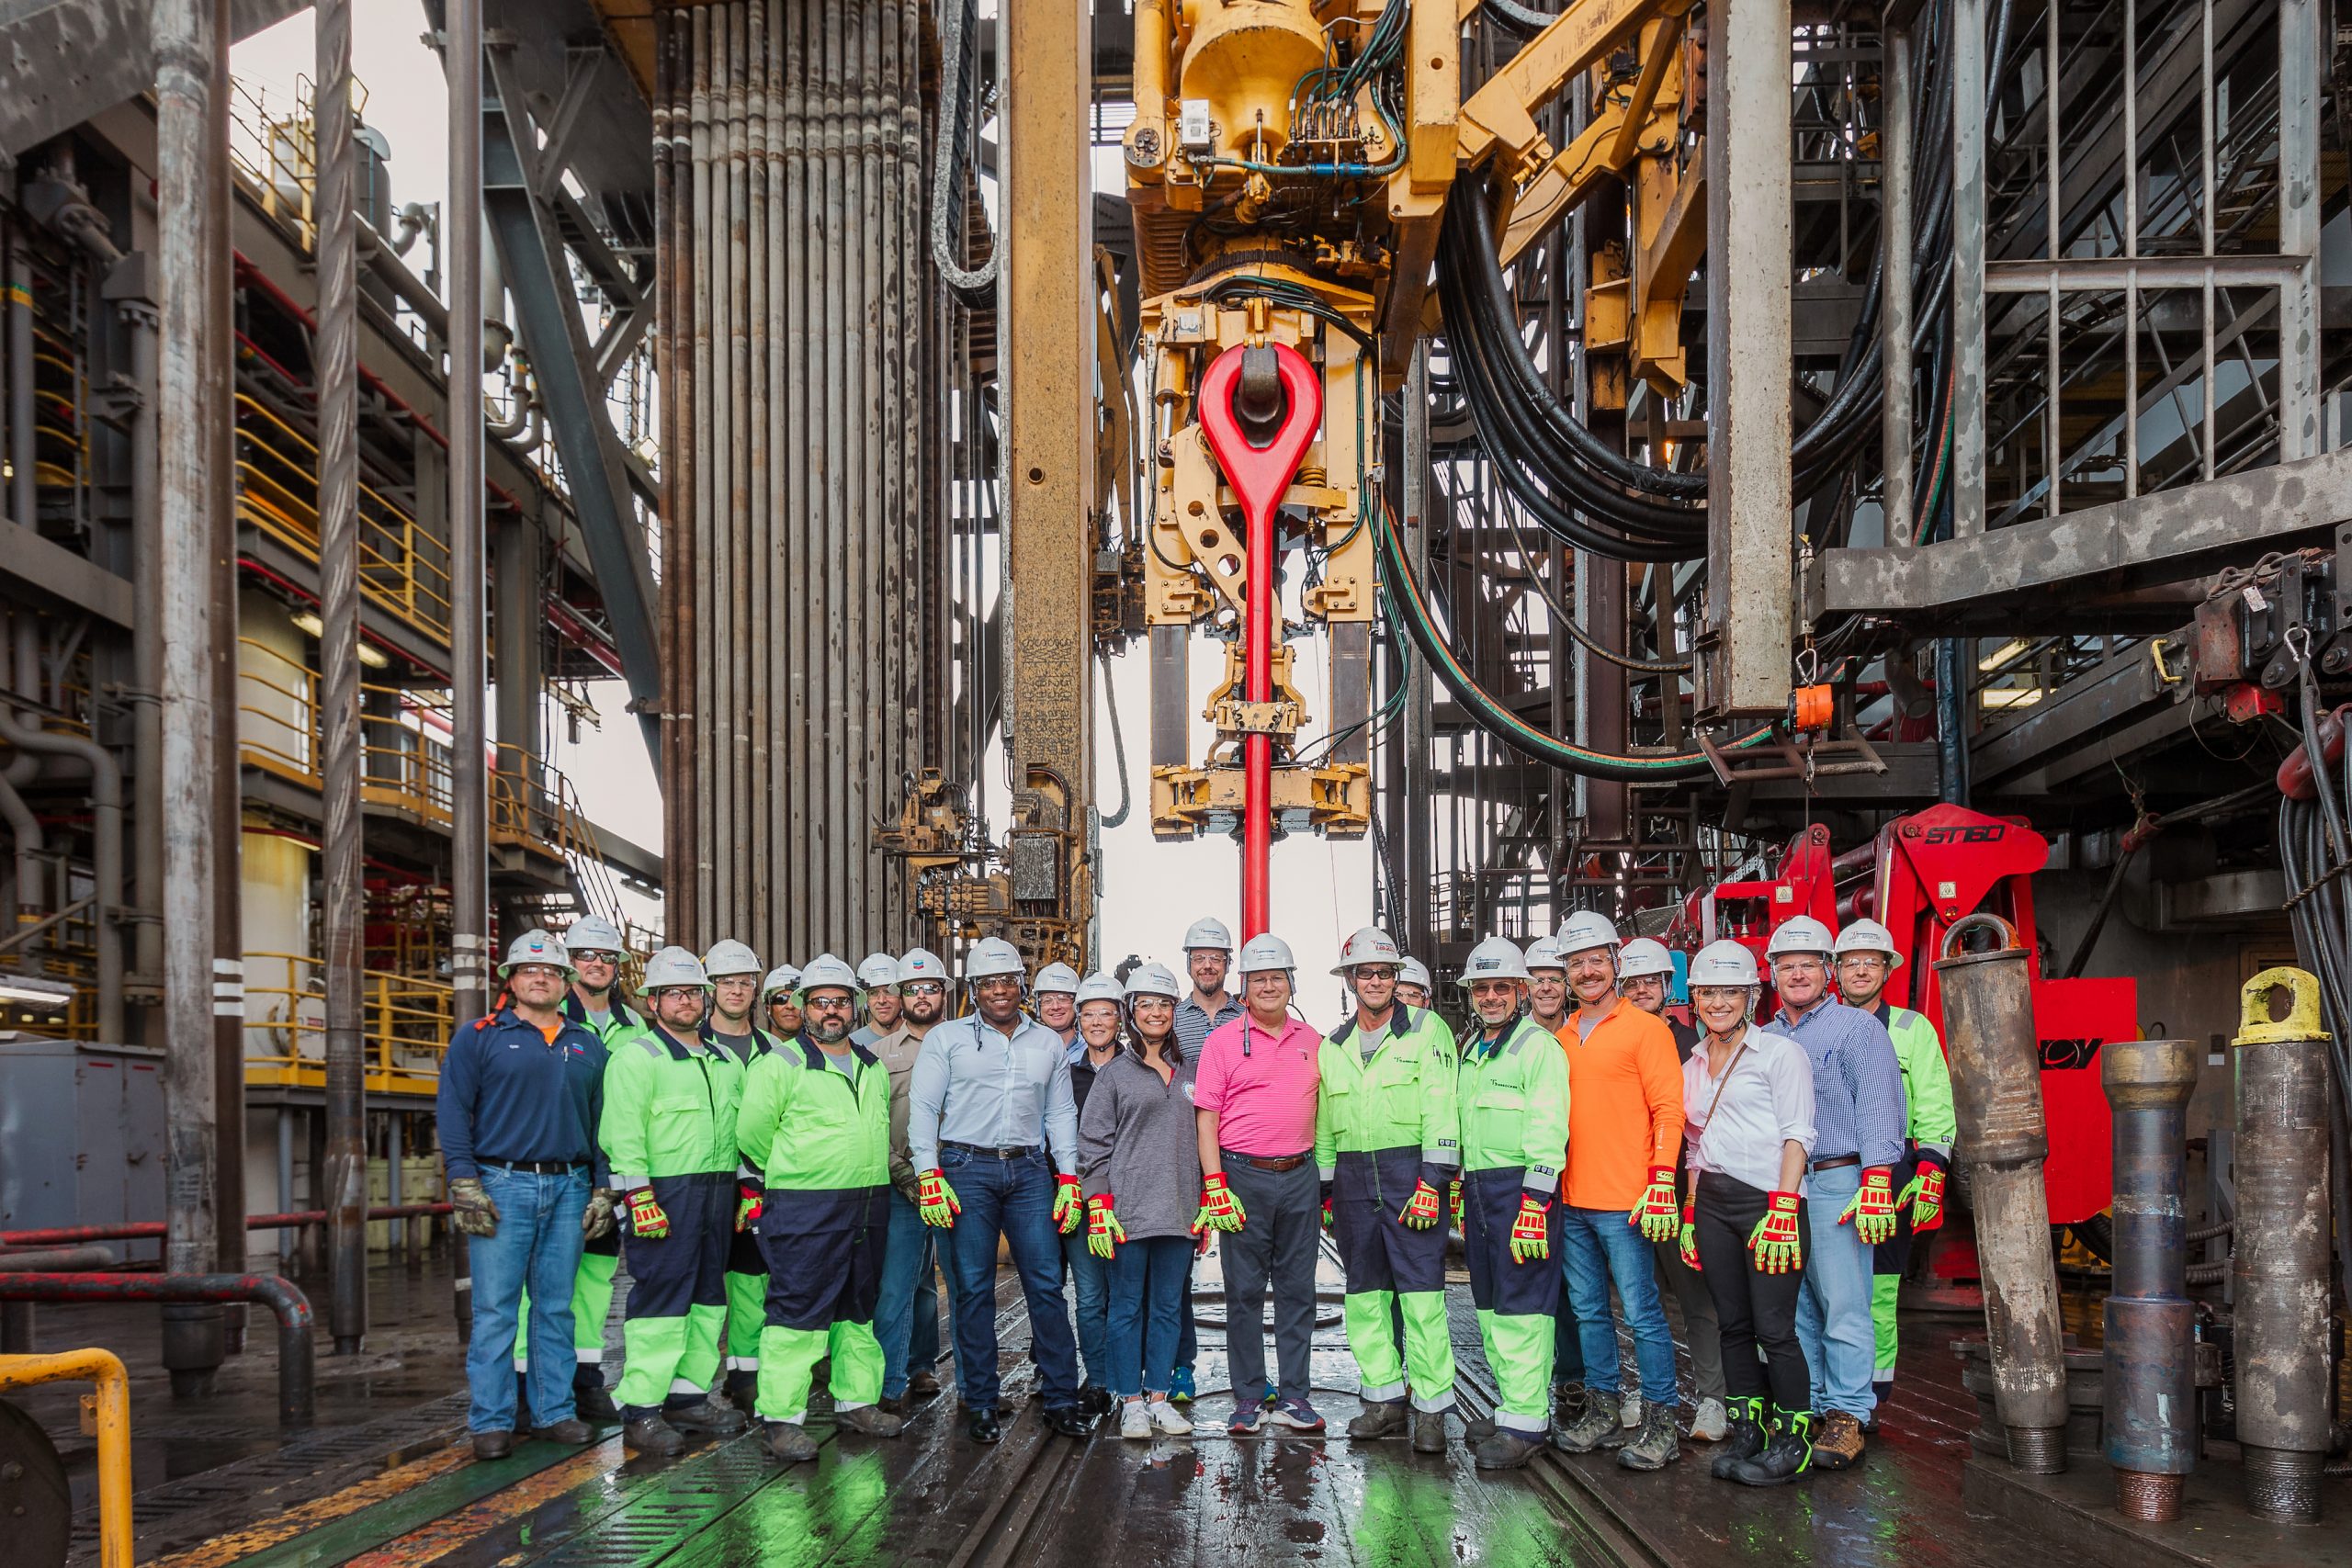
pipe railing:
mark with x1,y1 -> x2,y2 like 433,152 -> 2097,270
0,1274 -> 315,1424
0,1348 -> 133,1568
0,1203 -> 449,1250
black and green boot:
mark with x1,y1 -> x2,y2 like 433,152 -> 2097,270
1709,1395 -> 1767,1480
1726,1407 -> 1813,1487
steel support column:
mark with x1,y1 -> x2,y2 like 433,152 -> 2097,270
2277,0 -> 2321,462
446,0 -> 490,1022
1950,0 -> 1987,535
1400,344 -> 1434,959
1880,20 -> 1915,546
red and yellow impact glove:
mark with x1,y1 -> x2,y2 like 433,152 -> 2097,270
1748,1190 -> 1804,1274
918,1168 -> 961,1228
1897,1153 -> 1948,1233
1509,1194 -> 1553,1263
1840,1166 -> 1900,1246
626,1187 -> 669,1239
1053,1173 -> 1083,1235
1192,1171 -> 1247,1234
1319,1179 -> 1335,1232
1628,1165 -> 1680,1242
1677,1198 -> 1702,1271
1401,1179 -> 1444,1231
735,1180 -> 763,1233
1086,1193 -> 1126,1259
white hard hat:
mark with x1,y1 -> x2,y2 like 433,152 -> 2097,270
1462,936 -> 1532,985
1833,918 -> 1903,967
1234,932 -> 1296,976
1125,960 -> 1183,1001
1616,938 -> 1677,982
1397,956 -> 1433,990
1556,909 -> 1622,956
1523,936 -> 1568,974
895,948 -> 948,986
1076,973 -> 1125,1007
499,928 -> 575,977
562,916 -> 628,956
1688,940 -> 1762,989
797,952 -> 862,997
1182,916 -> 1235,953
702,938 -> 763,979
1034,962 -> 1081,995
761,963 -> 803,1000
856,953 -> 902,990
1765,915 -> 1838,959
963,937 -> 1027,981
640,945 -> 708,990
1330,925 -> 1402,976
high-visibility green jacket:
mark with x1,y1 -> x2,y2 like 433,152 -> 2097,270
564,991 -> 644,1046
1456,1015 -> 1570,1199
1881,1003 -> 1957,1157
735,1038 -> 891,1232
1313,1005 -> 1461,1179
599,1023 -> 743,1189
702,1019 -> 781,1071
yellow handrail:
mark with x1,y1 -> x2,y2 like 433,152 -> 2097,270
0,1349 -> 131,1568
243,949 -> 455,1096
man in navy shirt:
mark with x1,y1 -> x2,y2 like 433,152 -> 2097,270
438,929 -> 613,1459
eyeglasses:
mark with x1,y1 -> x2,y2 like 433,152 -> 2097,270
1351,966 -> 1398,983
804,995 -> 854,1012
570,951 -> 619,965
904,981 -> 946,998
510,964 -> 567,982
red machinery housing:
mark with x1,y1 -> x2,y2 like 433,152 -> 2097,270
1673,803 -> 2133,1228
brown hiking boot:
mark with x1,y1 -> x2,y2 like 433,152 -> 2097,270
1810,1410 -> 1866,1471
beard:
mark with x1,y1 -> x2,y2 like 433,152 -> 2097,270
808,1014 -> 852,1044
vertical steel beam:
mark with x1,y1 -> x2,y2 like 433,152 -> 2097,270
153,0 -> 228,1385
1880,21 -> 1915,546
1400,344 -> 1434,959
315,0 -> 367,1356
1701,0 -> 1792,714
2276,0 -> 2321,461
1949,0 -> 1986,535
446,0 -> 489,1021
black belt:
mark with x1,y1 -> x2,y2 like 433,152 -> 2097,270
943,1140 -> 1041,1160
1809,1154 -> 1860,1174
480,1157 -> 588,1174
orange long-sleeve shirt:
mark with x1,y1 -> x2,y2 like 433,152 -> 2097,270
1553,998 -> 1687,1209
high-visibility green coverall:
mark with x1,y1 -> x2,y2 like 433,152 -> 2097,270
515,995 -> 644,1388
704,1021 -> 783,1384
1872,1003 -> 1956,1383
736,1039 -> 894,1425
599,1023 -> 742,1416
1315,1004 -> 1461,1411
1456,1015 -> 1571,1436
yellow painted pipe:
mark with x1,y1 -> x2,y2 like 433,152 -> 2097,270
0,1348 -> 133,1568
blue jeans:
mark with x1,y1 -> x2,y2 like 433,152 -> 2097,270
1062,1228 -> 1110,1388
940,1148 -> 1080,1412
1177,1255 -> 1197,1373
1558,1204 -> 1679,1407
466,1165 -> 589,1433
1795,1163 -> 1877,1419
1553,1261 -> 1586,1384
876,1188 -> 942,1400
1106,1236 -> 1192,1397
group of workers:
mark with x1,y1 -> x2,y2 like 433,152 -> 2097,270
435,903 -> 1953,1487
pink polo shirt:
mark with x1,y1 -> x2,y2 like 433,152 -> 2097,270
1194,1012 -> 1321,1156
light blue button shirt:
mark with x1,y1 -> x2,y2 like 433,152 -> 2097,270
908,1011 -> 1080,1176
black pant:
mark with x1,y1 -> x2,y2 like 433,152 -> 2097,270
1693,1171 -> 1812,1416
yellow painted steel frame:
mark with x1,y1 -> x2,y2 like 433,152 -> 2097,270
0,1348 -> 132,1568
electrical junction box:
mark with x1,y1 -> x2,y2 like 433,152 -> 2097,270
1178,99 -> 1215,152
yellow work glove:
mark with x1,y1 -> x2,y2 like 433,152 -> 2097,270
918,1168 -> 960,1228
1627,1165 -> 1680,1242
1086,1193 -> 1126,1259
1840,1167 -> 1899,1247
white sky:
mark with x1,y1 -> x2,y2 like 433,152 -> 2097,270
233,5 -> 1373,1016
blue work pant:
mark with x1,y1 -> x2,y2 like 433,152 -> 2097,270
1795,1162 -> 1877,1419
940,1148 -> 1080,1413
465,1164 -> 589,1433
1559,1203 -> 1679,1408
1217,1155 -> 1319,1405
1105,1235 -> 1193,1398
876,1187 -> 942,1400
1062,1226 -> 1110,1389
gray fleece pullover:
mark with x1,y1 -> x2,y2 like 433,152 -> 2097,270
1077,1051 -> 1203,1241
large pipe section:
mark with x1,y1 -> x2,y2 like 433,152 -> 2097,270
445,0 -> 490,1022
2100,1037 -> 2199,1521
658,0 -> 933,959
2229,967 -> 2331,1523
0,1273 -> 315,1424
1932,913 -> 2067,1472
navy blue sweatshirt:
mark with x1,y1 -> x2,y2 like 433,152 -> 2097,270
436,1007 -> 607,1180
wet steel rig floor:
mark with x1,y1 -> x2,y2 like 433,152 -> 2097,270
21,1244 -> 2269,1568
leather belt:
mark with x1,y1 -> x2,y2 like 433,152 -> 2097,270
480,1157 -> 587,1174
1809,1154 -> 1860,1173
1236,1154 -> 1307,1173
943,1140 -> 1041,1160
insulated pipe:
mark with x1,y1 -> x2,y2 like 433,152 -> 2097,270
0,1273 -> 315,1424
447,0 -> 489,1022
2230,967 -> 2331,1523
0,1246 -> 119,1270
1933,913 -> 2067,1472
6,227 -> 33,533
2100,1037 -> 2199,1521
119,289 -> 164,1033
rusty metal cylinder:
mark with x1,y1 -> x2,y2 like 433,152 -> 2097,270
2230,967 -> 2331,1524
1934,914 -> 2069,1472
2100,1037 -> 2199,1521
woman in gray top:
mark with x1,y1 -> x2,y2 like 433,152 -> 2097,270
1079,960 -> 1202,1438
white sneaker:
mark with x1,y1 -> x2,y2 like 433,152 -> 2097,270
1149,1398 -> 1192,1437
1690,1396 -> 1727,1442
1120,1399 -> 1152,1439
1621,1393 -> 1643,1427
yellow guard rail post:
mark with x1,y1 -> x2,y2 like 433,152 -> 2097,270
0,1348 -> 132,1568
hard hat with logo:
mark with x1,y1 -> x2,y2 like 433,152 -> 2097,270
761,963 -> 803,1001
1616,937 -> 1677,982
1330,925 -> 1402,976
562,916 -> 628,956
1764,915 -> 1838,959
1556,909 -> 1622,957
1688,940 -> 1762,989
797,952 -> 862,997
1125,961 -> 1183,1001
499,928 -> 575,978
1181,917 -> 1235,953
1462,936 -> 1532,985
895,948 -> 948,987
1235,932 -> 1296,976
1035,962 -> 1081,996
703,939 -> 763,979
1397,955 -> 1433,991
963,937 -> 1027,982
640,945 -> 708,991
1833,918 -> 1903,967
1523,936 -> 1568,974
1075,973 -> 1125,1007
856,953 -> 902,990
